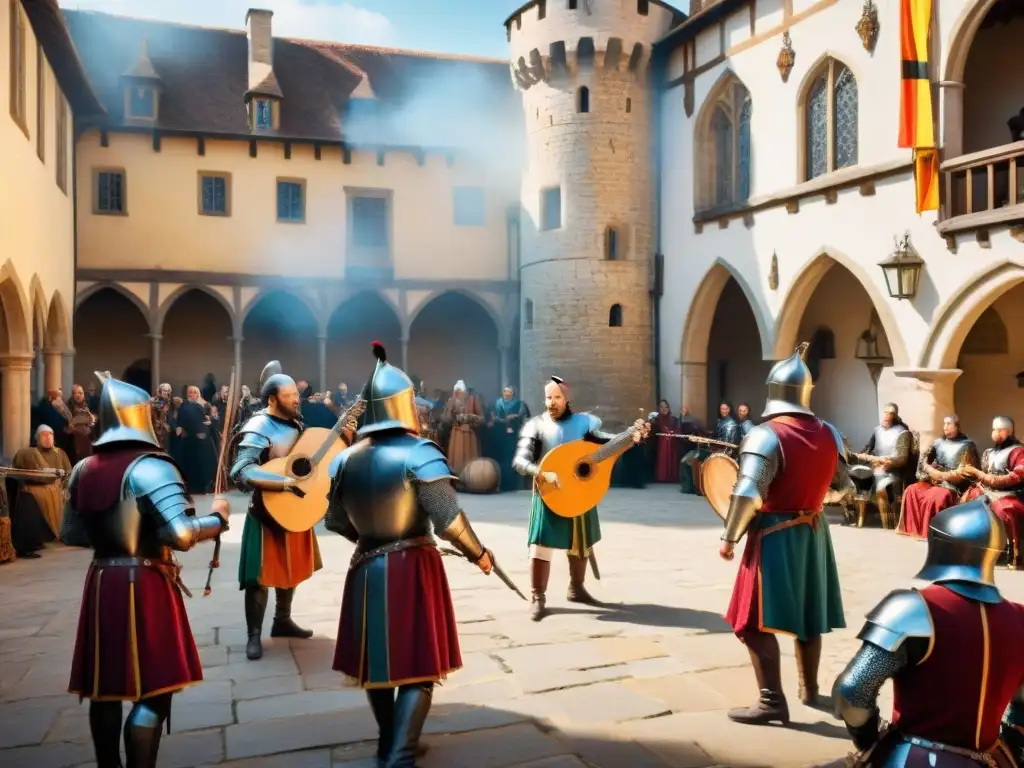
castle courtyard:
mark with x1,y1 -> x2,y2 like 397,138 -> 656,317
3,485 -> 1022,768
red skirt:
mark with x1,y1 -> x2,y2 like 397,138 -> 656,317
334,545 -> 462,688
68,561 -> 203,701
899,482 -> 958,538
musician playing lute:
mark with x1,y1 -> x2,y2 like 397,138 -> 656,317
512,376 -> 649,622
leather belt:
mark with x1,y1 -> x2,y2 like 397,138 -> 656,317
91,556 -> 192,598
761,509 -> 822,536
349,536 -> 434,571
899,733 -> 1001,767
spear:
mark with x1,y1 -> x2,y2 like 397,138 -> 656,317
204,368 -> 238,597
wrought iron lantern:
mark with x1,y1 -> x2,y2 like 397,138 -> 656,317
879,232 -> 924,300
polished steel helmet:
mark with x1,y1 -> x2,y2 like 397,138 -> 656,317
259,360 -> 297,402
358,342 -> 419,437
915,498 -> 1005,604
92,372 -> 160,448
762,342 -> 814,418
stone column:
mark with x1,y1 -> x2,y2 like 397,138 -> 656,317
498,345 -> 510,390
61,349 -> 75,396
233,337 -> 243,386
33,347 -> 45,400
149,334 -> 162,395
938,81 -> 965,156
43,349 -> 62,394
876,367 -> 961,453
679,361 -> 708,426
401,336 -> 409,373
0,355 -> 34,456
317,335 -> 328,394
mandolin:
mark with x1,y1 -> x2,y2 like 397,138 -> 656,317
261,400 -> 365,533
537,423 -> 643,519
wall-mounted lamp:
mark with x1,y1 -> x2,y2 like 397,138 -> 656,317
879,232 -> 924,300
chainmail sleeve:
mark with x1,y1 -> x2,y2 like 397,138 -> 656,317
833,642 -> 908,750
513,418 -> 542,478
324,478 -> 358,543
417,480 -> 486,563
889,429 -> 912,468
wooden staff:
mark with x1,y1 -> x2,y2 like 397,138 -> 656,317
204,369 -> 238,597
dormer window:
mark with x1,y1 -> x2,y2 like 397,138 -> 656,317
128,87 -> 156,119
255,98 -> 272,129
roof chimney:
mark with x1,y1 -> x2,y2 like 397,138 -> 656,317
245,8 -> 282,100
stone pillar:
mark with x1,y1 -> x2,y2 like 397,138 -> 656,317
498,345 -> 510,390
43,349 -> 62,394
0,355 -> 34,456
149,334 -> 162,394
61,349 -> 75,396
679,361 -> 708,426
876,367 -> 961,453
233,337 -> 243,387
400,336 -> 409,373
317,335 -> 328,394
33,347 -> 45,399
938,81 -> 965,156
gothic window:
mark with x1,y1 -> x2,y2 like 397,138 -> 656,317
803,58 -> 859,181
609,304 -> 623,327
577,86 -> 590,114
541,187 -> 561,231
696,78 -> 752,211
254,98 -> 272,130
605,227 -> 619,260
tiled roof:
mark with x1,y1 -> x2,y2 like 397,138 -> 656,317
62,10 -> 516,143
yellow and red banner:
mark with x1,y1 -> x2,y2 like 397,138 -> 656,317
898,0 -> 938,212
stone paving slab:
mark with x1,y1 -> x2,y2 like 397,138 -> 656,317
0,486 -> 1021,767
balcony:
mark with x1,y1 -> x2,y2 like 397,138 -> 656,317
939,140 -> 1024,246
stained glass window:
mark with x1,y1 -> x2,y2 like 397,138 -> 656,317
255,99 -> 272,129
699,80 -> 753,211
806,77 -> 829,180
738,94 -> 752,202
834,64 -> 859,170
712,106 -> 733,206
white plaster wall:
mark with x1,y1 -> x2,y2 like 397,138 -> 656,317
658,0 -> 1024,412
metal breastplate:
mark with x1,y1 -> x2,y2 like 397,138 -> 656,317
529,412 -> 598,458
241,412 -> 301,460
931,438 -> 972,471
83,474 -> 170,560
985,444 -> 1018,475
714,418 -> 738,442
339,435 -> 428,546
872,425 -> 909,458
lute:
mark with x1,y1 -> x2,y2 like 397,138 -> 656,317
537,423 -> 642,519
261,399 -> 365,533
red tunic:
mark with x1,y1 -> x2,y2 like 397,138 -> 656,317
725,415 -> 841,637
962,446 -> 1024,558
68,450 -> 203,701
900,482 -> 959,538
892,585 -> 1024,752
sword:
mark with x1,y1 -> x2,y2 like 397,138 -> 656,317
438,547 -> 528,601
656,434 -> 738,450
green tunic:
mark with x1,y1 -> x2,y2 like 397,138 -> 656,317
527,493 -> 602,556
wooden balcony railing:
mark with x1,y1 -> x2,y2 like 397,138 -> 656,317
939,140 -> 1024,236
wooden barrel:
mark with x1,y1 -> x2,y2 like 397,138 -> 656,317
459,457 -> 501,494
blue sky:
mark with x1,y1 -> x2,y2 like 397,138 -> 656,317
58,0 -> 523,58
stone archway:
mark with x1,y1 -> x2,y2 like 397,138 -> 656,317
678,260 -> 773,424
74,287 -> 152,391
408,292 -> 501,403
160,289 -> 235,395
0,261 -> 33,456
326,292 -> 402,395
775,253 -> 903,447
241,290 -> 319,392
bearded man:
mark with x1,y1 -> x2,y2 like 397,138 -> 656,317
849,403 -> 913,528
230,361 -> 362,661
513,376 -> 649,621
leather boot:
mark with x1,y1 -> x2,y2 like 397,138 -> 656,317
566,553 -> 599,605
530,558 -> 550,622
795,635 -> 822,706
89,701 -> 124,768
123,695 -> 170,768
727,632 -> 790,726
386,684 -> 433,767
367,688 -> 396,767
271,588 -> 314,639
244,585 -> 268,660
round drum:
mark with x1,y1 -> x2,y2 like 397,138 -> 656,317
700,453 -> 738,522
459,457 -> 501,494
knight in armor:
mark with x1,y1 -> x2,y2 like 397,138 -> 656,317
65,374 -> 229,768
736,403 -> 755,438
230,361 -> 339,661
326,342 -> 494,767
719,344 -> 848,726
960,416 -> 1024,567
898,414 -> 979,538
833,499 -> 1024,766
848,403 -> 913,528
513,376 -> 649,622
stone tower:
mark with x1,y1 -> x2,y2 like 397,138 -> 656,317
507,0 -> 679,425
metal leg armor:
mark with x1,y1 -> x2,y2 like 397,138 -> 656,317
270,588 -> 313,640
794,635 -> 822,707
728,631 -> 790,726
566,553 -> 599,605
367,688 -> 396,767
530,558 -> 550,622
245,585 -> 268,661
123,693 -> 172,768
386,683 -> 433,768
89,700 -> 124,768
875,492 -> 893,530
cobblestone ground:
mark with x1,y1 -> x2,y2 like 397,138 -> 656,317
2,486 -> 1023,768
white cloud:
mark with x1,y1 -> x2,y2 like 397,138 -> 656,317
58,0 -> 392,45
